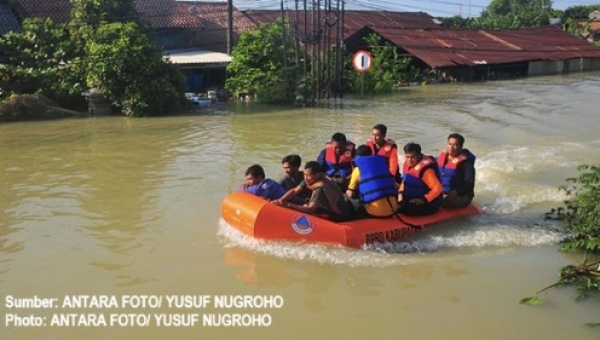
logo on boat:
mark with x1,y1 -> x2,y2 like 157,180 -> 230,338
291,214 -> 315,235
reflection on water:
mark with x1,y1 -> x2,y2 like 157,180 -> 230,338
2,73 -> 600,339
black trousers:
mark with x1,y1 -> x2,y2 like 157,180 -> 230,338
398,200 -> 439,216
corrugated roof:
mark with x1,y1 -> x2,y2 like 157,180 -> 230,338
163,48 -> 231,64
371,26 -> 600,69
241,9 -> 439,40
0,5 -> 20,35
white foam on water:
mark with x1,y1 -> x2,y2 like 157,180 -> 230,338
218,219 -> 419,267
218,214 -> 563,266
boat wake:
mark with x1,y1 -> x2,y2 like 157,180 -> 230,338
217,213 -> 563,267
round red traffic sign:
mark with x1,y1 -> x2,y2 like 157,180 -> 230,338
352,50 -> 372,73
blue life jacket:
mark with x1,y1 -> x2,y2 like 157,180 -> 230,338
242,179 -> 287,201
354,155 -> 397,204
437,149 -> 476,194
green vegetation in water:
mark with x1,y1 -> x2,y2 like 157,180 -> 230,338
0,0 -> 187,117
520,164 -> 600,328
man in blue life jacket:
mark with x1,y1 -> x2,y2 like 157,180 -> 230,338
365,124 -> 401,184
346,145 -> 398,218
398,143 -> 443,216
437,133 -> 476,208
240,164 -> 288,201
316,132 -> 356,191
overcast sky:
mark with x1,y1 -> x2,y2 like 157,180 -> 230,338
180,0 -> 599,18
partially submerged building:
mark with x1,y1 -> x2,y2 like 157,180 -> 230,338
346,25 -> 600,81
4,2 -> 600,90
7,0 -> 255,92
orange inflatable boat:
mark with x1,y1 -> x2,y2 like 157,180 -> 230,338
221,192 -> 480,249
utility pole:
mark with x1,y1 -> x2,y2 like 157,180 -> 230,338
227,0 -> 234,54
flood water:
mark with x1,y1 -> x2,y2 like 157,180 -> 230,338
1,73 -> 600,339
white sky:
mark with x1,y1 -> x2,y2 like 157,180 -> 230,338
179,0 -> 600,18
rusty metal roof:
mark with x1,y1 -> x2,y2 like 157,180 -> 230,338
241,9 -> 440,40
0,5 -> 20,35
371,26 -> 600,69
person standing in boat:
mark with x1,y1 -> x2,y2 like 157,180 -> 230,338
346,145 -> 398,218
278,154 -> 311,202
316,132 -> 356,191
398,143 -> 443,216
437,133 -> 476,208
240,164 -> 288,201
272,161 -> 355,222
365,124 -> 401,184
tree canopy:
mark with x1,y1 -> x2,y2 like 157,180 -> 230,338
225,19 -> 301,104
1,0 -> 187,116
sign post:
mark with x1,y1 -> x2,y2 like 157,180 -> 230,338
352,50 -> 372,98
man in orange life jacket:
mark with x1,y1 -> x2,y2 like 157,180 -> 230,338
365,124 -> 401,184
437,133 -> 476,208
398,142 -> 443,216
316,132 -> 356,191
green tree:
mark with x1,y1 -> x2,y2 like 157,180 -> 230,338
563,5 -> 599,20
225,19 -> 300,104
462,0 -> 559,28
0,18 -> 80,100
68,0 -> 142,94
70,0 -> 139,29
521,164 -> 600,327
85,22 -> 186,116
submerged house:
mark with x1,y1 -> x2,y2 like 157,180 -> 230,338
6,1 -> 600,89
9,0 -> 256,92
242,9 -> 600,81
346,25 -> 600,81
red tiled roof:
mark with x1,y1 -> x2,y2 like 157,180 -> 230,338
13,0 -> 202,28
176,2 -> 256,52
372,26 -> 600,69
241,9 -> 439,40
12,0 -> 255,52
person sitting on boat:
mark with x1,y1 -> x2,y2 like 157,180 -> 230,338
437,133 -> 476,208
272,161 -> 355,222
398,143 -> 443,216
316,132 -> 356,191
278,154 -> 311,202
365,123 -> 401,184
240,164 -> 288,201
346,145 -> 398,218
